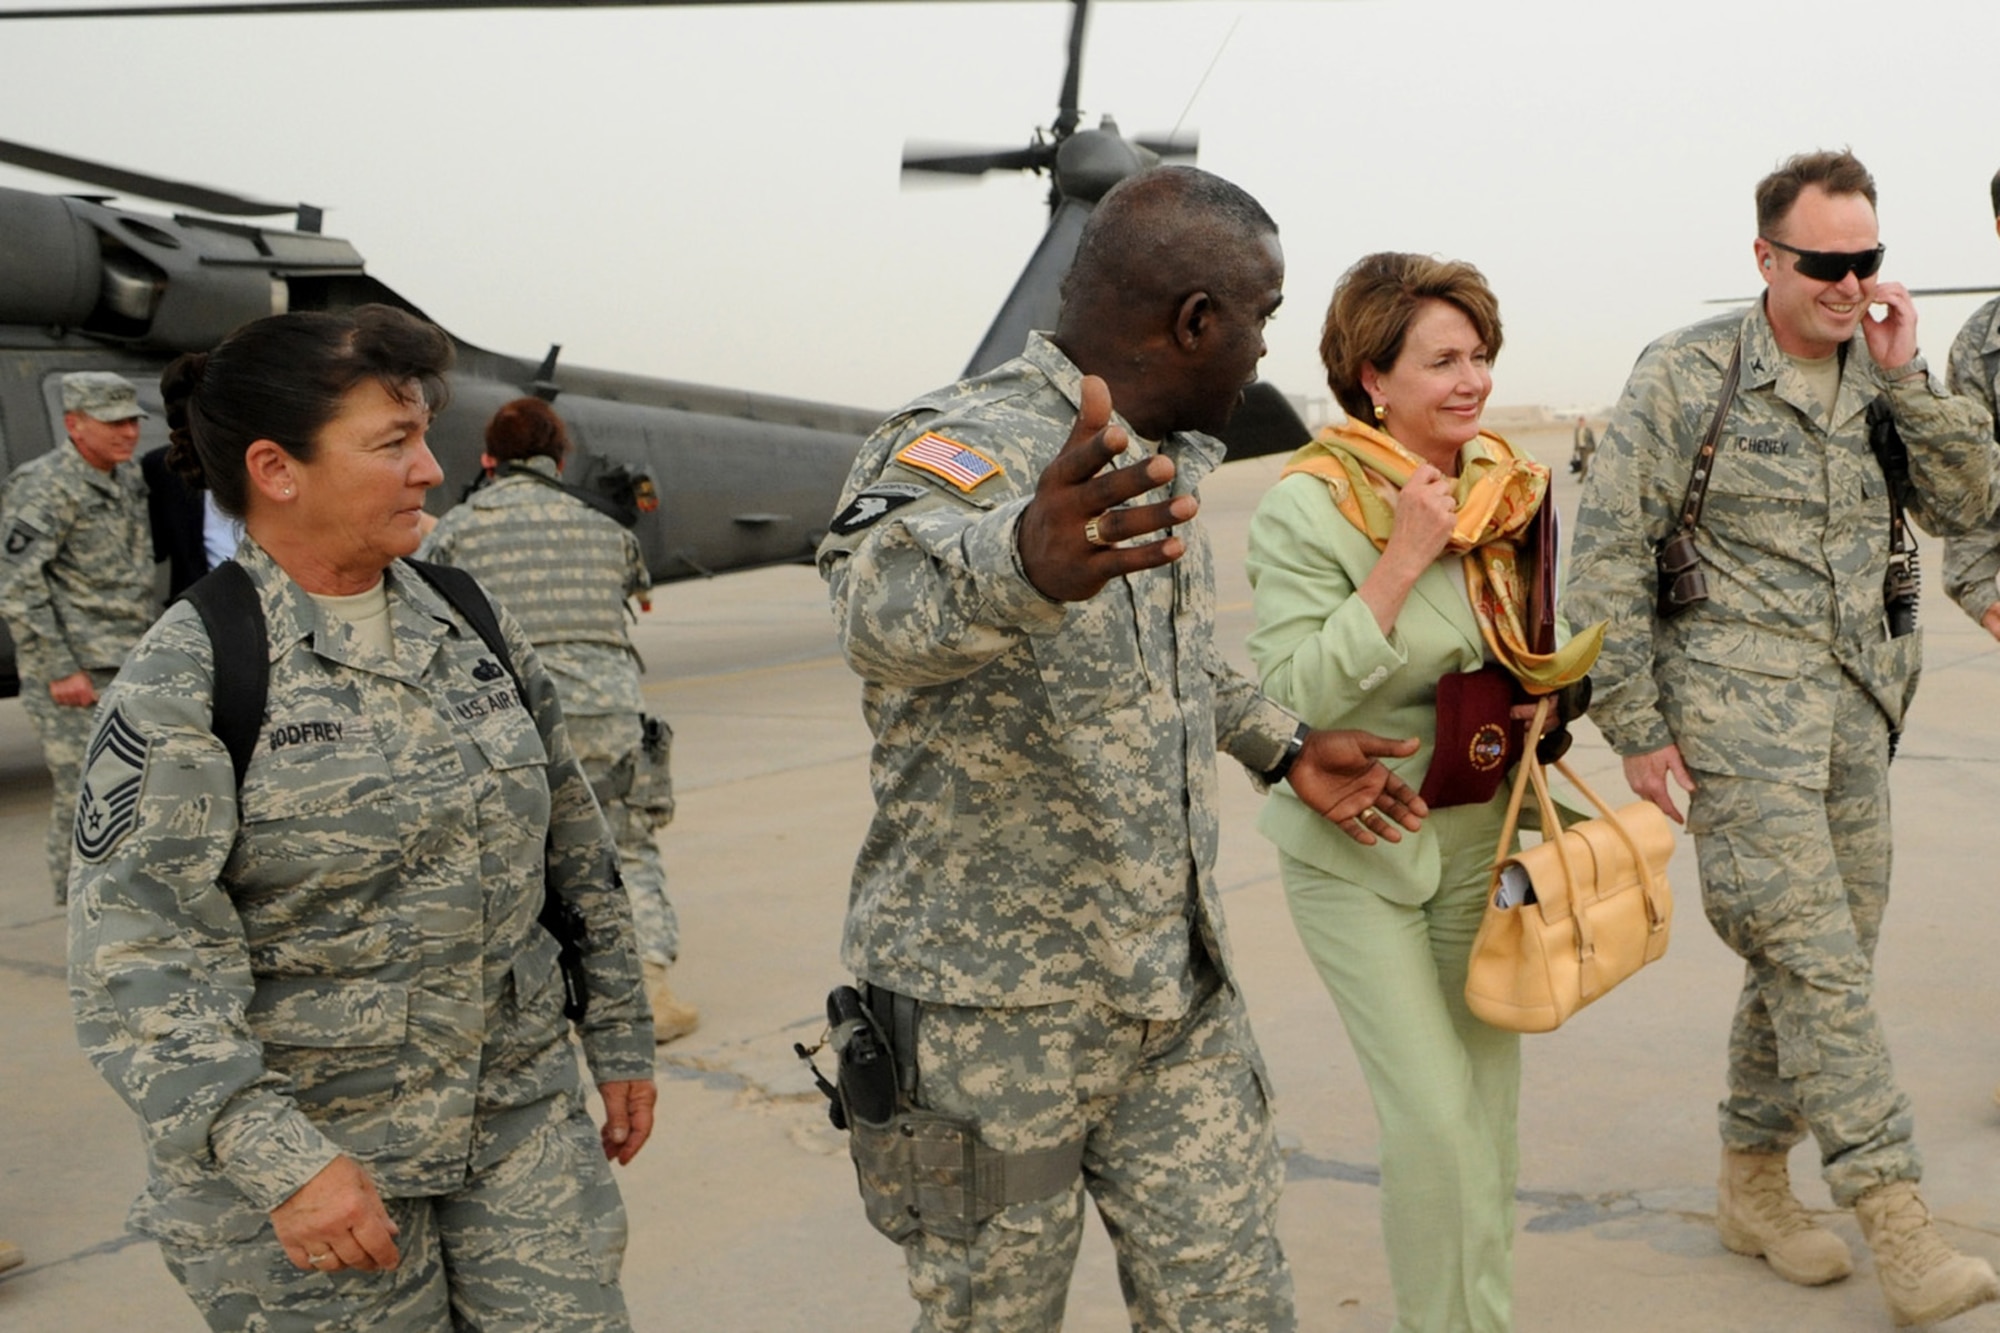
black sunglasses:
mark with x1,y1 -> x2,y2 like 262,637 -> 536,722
1761,236 -> 1885,283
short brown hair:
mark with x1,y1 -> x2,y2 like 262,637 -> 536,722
485,397 -> 571,465
1755,150 -> 1877,238
1320,253 -> 1502,423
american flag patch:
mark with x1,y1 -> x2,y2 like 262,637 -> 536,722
894,433 -> 1002,492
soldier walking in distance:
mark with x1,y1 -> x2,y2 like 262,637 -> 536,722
0,371 -> 156,901
1568,149 -> 2000,1328
424,398 -> 697,1042
1569,412 -> 1598,477
818,165 -> 1428,1332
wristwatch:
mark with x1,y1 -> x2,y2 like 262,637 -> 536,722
1260,722 -> 1311,786
1888,354 -> 1929,385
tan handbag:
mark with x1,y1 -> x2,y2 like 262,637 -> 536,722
1464,699 -> 1676,1033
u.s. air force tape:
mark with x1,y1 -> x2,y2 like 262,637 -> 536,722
75,706 -> 150,862
831,482 -> 928,534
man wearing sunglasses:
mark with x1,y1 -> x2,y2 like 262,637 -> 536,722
1569,149 -> 2000,1329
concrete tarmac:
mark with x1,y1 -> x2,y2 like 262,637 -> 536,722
3,424 -> 2000,1330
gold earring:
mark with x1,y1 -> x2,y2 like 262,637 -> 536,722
1373,403 -> 1388,423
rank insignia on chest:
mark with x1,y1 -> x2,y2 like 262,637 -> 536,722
4,521 -> 36,556
75,707 -> 150,863
894,433 -> 1002,492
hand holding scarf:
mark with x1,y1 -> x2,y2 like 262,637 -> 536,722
1280,420 -> 1604,694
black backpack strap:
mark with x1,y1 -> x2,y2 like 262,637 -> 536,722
402,557 -> 592,1023
180,561 -> 268,787
403,558 -> 517,689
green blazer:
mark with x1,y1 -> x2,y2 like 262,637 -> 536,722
1246,470 -> 1514,904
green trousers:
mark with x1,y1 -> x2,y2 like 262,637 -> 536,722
1279,801 -> 1520,1333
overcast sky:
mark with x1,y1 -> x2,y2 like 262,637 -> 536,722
2,0 -> 1997,423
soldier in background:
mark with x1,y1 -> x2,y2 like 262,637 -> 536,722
424,398 -> 696,1042
0,371 -> 156,901
1940,167 -> 2000,642
1934,168 -> 2000,1117
1569,412 -> 1598,477
1569,149 -> 2000,1328
819,166 -> 1426,1331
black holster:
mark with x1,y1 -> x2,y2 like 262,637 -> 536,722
824,985 -> 1084,1246
539,877 -> 591,1023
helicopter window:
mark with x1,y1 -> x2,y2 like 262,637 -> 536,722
40,371 -> 174,463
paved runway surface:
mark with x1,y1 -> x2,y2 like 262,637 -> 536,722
4,426 -> 1999,1330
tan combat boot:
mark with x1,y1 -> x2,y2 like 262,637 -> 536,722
643,961 -> 700,1045
1717,1150 -> 1853,1286
1854,1180 -> 2000,1327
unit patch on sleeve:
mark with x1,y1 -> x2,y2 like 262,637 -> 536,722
893,433 -> 1002,493
831,482 -> 928,535
74,707 -> 151,863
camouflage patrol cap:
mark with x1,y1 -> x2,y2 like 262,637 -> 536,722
61,372 -> 148,422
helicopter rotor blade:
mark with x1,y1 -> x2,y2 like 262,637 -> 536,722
0,0 -> 831,16
902,144 -> 1052,179
1706,285 -> 2000,304
1132,132 -> 1198,161
1052,0 -> 1088,142
0,136 -> 311,221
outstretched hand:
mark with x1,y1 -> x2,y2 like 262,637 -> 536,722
1286,730 -> 1427,845
1016,376 -> 1196,603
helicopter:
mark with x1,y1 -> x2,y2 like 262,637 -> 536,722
0,0 -> 1311,698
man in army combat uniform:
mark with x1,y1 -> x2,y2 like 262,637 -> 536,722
818,166 -> 1427,1331
1569,150 -> 2000,1327
424,397 -> 697,1042
0,371 -> 156,901
1940,168 -> 2000,643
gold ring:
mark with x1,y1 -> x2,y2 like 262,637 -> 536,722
1083,515 -> 1112,547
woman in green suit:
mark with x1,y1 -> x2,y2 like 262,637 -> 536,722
1247,253 -> 1594,1332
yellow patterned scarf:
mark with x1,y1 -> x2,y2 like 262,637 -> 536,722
1279,420 -> 1603,694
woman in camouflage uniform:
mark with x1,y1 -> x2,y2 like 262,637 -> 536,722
66,306 -> 657,1331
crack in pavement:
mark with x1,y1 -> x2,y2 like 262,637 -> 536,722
0,952 -> 64,980
0,1230 -> 153,1279
1286,1150 -> 2000,1243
